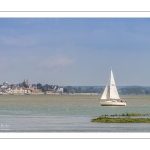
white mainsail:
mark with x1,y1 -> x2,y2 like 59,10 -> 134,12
110,70 -> 120,99
101,84 -> 108,99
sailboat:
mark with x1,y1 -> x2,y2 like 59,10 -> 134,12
100,69 -> 126,106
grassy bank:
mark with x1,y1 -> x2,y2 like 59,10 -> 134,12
91,113 -> 150,123
102,113 -> 148,117
91,117 -> 150,123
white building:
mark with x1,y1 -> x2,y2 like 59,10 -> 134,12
0,82 -> 31,94
0,82 -> 9,92
57,87 -> 64,93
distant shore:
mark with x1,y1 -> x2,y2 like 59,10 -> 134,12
0,92 -> 101,95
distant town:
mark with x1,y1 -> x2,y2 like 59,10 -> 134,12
0,80 -> 63,95
0,80 -> 150,95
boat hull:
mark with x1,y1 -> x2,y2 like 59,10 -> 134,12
100,101 -> 126,106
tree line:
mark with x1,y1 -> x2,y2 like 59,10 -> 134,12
36,84 -> 150,95
63,86 -> 150,95
119,86 -> 150,95
63,86 -> 104,93
37,83 -> 59,92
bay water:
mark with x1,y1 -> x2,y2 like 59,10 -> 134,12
0,94 -> 150,132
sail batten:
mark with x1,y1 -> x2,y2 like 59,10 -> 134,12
110,70 -> 120,99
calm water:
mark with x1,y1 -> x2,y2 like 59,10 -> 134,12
0,94 -> 150,132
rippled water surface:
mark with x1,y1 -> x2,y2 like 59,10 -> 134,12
0,94 -> 150,132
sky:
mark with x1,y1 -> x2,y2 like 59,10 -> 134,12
0,18 -> 150,86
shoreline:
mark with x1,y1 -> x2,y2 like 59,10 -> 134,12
0,92 -> 101,95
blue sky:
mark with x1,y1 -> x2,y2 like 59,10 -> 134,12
0,18 -> 150,86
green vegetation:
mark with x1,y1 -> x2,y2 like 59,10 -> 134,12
64,86 -> 103,93
37,83 -> 59,92
119,86 -> 150,95
92,113 -> 150,123
109,113 -> 148,116
57,86 -> 150,94
35,85 -> 150,94
91,117 -> 150,123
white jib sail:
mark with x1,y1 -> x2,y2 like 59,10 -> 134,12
110,70 -> 120,99
101,84 -> 108,99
